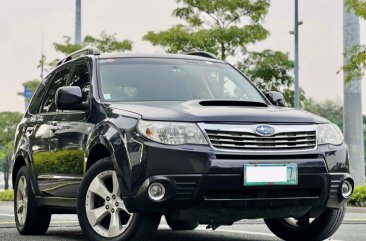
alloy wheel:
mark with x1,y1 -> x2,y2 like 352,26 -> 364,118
16,176 -> 28,226
85,170 -> 133,238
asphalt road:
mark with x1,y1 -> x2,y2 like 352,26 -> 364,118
0,201 -> 365,241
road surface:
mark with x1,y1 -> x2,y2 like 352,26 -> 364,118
0,201 -> 365,241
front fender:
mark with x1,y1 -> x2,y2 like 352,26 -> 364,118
86,119 -> 143,196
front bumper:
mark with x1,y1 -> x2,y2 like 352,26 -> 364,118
120,141 -> 354,218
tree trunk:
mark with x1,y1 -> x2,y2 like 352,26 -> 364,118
4,156 -> 10,190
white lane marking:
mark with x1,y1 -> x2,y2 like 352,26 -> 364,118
160,225 -> 345,241
0,214 -> 14,217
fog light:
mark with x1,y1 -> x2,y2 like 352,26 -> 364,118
341,180 -> 353,198
148,182 -> 165,201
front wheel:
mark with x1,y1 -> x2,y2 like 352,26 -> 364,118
264,205 -> 346,241
77,158 -> 161,241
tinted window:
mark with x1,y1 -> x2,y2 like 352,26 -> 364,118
98,58 -> 266,103
69,64 -> 90,102
28,75 -> 52,114
41,68 -> 71,113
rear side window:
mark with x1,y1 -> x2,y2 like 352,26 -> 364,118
69,64 -> 90,102
41,68 -> 71,113
28,75 -> 52,114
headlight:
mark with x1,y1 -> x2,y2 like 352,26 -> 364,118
318,123 -> 343,145
137,120 -> 208,145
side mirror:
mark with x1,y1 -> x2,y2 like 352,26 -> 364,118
266,91 -> 285,107
56,86 -> 87,111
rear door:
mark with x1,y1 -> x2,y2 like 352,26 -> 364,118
33,67 -> 72,196
24,75 -> 52,194
48,63 -> 93,198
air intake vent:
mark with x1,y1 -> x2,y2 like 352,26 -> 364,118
199,100 -> 268,107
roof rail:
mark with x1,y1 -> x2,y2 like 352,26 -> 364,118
56,47 -> 101,66
185,51 -> 218,60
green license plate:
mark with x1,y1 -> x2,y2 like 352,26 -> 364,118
244,164 -> 298,186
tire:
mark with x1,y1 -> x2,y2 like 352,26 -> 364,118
264,205 -> 346,241
165,215 -> 199,231
77,158 -> 161,241
14,166 -> 51,235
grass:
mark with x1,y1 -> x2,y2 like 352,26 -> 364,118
0,190 -> 14,201
349,184 -> 366,207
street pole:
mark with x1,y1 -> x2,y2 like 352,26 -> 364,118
343,2 -> 365,185
75,0 -> 82,44
294,0 -> 300,109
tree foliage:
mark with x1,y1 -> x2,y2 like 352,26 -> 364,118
144,0 -> 270,60
54,32 -> 133,55
0,112 -> 23,164
343,0 -> 366,82
304,99 -> 343,130
238,50 -> 294,93
238,50 -> 307,107
346,0 -> 366,19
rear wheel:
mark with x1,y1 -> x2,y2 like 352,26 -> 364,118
14,166 -> 51,235
264,205 -> 346,241
165,215 -> 199,231
77,158 -> 161,241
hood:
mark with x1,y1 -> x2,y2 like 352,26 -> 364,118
106,100 -> 329,124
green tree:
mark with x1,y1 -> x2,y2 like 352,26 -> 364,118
144,0 -> 270,60
143,0 -> 296,104
343,0 -> 366,82
0,112 -> 23,169
304,99 -> 343,130
237,50 -> 306,107
54,32 -> 133,55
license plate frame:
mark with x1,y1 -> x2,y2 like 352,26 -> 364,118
243,163 -> 298,186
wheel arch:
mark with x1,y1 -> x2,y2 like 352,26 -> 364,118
86,122 -> 130,172
85,144 -> 111,171
86,122 -> 136,196
12,154 -> 26,188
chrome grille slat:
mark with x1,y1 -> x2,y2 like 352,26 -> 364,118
211,139 -> 316,146
201,124 -> 317,152
206,132 -> 316,140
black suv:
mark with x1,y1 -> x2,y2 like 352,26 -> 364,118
13,48 -> 353,241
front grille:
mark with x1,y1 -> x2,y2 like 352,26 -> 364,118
202,124 -> 317,152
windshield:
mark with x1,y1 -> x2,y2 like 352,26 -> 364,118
97,58 -> 267,103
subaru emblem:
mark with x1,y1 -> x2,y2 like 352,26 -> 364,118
256,125 -> 275,136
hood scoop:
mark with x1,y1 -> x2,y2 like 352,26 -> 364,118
198,100 -> 268,107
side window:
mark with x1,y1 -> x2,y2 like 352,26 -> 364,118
41,68 -> 71,113
69,64 -> 90,102
28,75 -> 52,114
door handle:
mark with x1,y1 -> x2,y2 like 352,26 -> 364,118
50,126 -> 63,132
26,127 -> 35,132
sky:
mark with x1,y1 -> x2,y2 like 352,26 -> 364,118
0,0 -> 365,114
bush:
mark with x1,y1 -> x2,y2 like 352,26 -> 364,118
349,184 -> 366,207
0,190 -> 14,201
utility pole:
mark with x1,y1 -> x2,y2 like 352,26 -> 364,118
75,0 -> 82,44
343,2 -> 365,185
40,30 -> 45,80
293,0 -> 300,109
